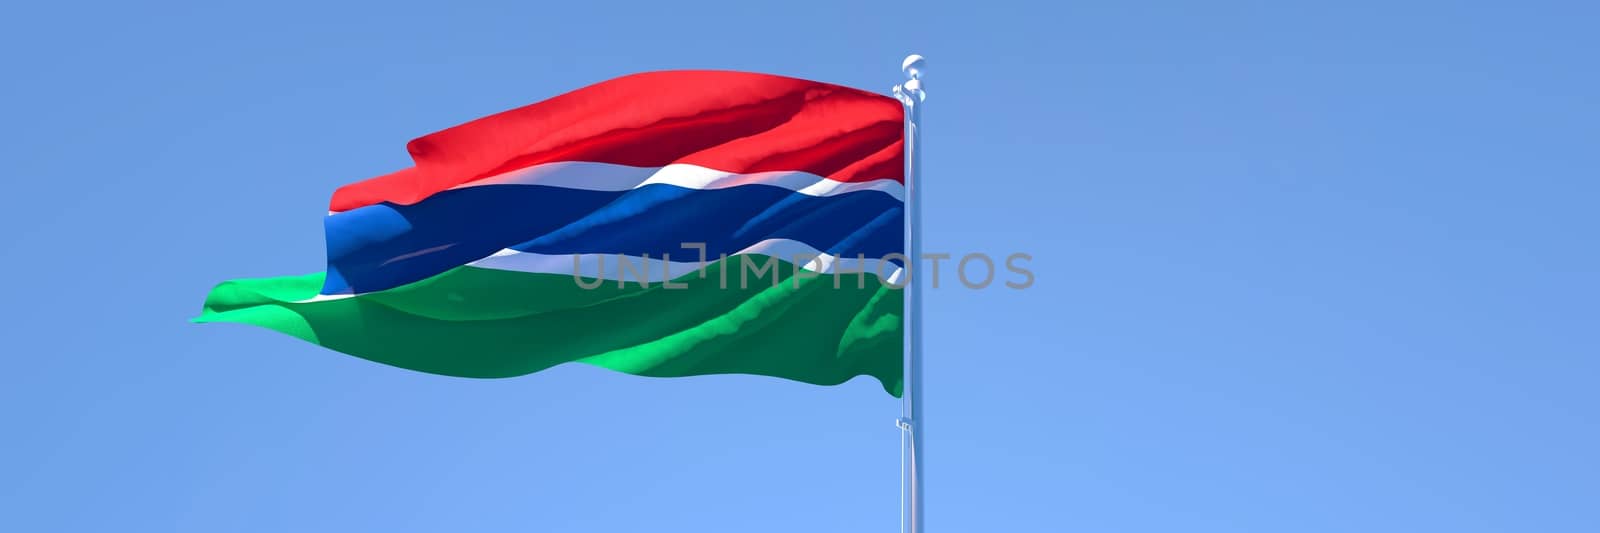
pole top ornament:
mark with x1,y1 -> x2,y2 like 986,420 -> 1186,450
893,54 -> 927,105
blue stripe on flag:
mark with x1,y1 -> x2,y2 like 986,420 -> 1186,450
322,184 -> 903,295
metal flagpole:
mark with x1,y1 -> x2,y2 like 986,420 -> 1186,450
893,53 -> 926,533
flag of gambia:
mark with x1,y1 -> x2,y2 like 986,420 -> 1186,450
197,70 -> 906,396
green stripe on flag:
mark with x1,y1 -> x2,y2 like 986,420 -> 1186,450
196,255 -> 903,396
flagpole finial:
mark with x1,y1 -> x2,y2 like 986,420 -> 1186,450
902,54 -> 926,80
894,54 -> 927,105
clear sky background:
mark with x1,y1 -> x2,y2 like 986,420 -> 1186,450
2,1 -> 1596,531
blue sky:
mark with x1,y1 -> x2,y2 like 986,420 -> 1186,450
2,1 -> 1596,531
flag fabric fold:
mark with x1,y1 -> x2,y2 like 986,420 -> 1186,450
198,70 -> 906,396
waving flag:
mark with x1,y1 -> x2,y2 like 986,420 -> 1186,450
197,70 -> 906,396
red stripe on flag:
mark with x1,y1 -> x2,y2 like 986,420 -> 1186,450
330,70 -> 903,212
